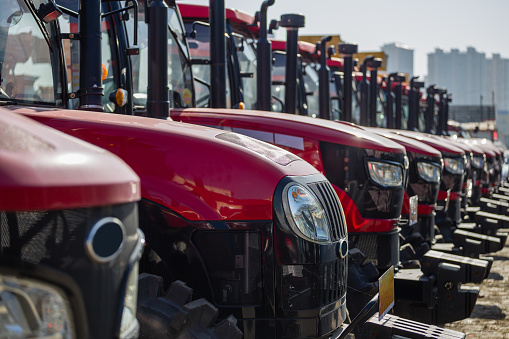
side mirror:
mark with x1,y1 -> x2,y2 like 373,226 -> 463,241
2,0 -> 23,27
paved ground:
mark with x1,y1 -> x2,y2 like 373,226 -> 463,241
444,241 -> 509,338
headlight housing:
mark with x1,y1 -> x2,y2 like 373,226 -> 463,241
417,161 -> 442,183
0,274 -> 74,338
366,160 -> 403,187
284,184 -> 331,243
444,157 -> 464,175
471,156 -> 484,169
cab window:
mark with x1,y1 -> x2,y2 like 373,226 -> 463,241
1,0 -> 63,106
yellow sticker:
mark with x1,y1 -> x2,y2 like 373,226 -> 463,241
378,266 -> 395,321
182,88 -> 192,106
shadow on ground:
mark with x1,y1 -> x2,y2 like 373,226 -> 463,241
470,304 -> 506,320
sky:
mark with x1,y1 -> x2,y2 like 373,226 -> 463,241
177,0 -> 509,78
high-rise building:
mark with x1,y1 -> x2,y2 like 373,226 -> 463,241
381,42 -> 414,77
428,47 -> 509,145
427,47 -> 509,111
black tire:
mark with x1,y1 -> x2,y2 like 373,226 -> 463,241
137,273 -> 243,339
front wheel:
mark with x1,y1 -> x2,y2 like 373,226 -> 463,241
137,274 -> 243,339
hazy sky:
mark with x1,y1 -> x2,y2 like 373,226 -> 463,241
178,0 -> 509,77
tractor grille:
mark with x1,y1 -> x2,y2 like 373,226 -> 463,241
0,210 -> 88,265
282,259 -> 347,310
307,181 -> 347,240
348,230 -> 399,271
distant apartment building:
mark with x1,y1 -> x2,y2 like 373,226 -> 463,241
428,47 -> 509,145
427,47 -> 509,113
381,42 -> 414,77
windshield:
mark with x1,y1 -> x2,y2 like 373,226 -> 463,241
302,63 -> 319,118
418,101 -> 427,131
0,0 -> 63,105
330,73 -> 341,121
270,52 -> 305,115
401,95 -> 408,129
351,79 -> 360,124
234,35 -> 257,110
375,87 -> 384,127
184,22 -> 232,108
127,2 -> 194,109
271,52 -> 285,112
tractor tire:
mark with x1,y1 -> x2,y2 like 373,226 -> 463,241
137,273 -> 243,339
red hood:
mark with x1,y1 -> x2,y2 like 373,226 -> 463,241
172,108 -> 407,155
458,138 -> 495,157
468,138 -> 503,157
389,130 -> 465,156
428,135 -> 484,156
1,108 -> 140,211
178,3 -> 255,25
178,3 -> 259,34
270,39 -> 318,55
364,127 -> 442,158
327,57 -> 343,69
12,107 -> 319,221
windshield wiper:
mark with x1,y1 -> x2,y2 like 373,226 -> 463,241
0,100 -> 18,106
23,0 -> 53,52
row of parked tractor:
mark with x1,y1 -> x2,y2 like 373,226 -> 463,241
0,0 -> 507,338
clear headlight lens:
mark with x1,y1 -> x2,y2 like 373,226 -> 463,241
417,161 -> 442,183
366,161 -> 403,187
472,156 -> 484,169
285,184 -> 330,243
120,262 -> 140,338
444,157 -> 464,175
0,274 -> 73,338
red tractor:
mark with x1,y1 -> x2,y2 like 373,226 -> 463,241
0,0 -> 355,337
0,109 -> 143,338
177,1 -> 484,328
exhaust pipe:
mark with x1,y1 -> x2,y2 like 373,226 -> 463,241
256,0 -> 275,111
337,43 -> 358,123
367,58 -> 382,127
209,0 -> 226,108
318,36 -> 332,120
280,14 -> 305,115
146,0 -> 169,118
78,0 -> 104,111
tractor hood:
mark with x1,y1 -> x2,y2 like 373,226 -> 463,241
390,130 -> 465,157
364,127 -> 442,159
0,108 -> 140,211
12,107 -> 318,221
172,108 -> 406,155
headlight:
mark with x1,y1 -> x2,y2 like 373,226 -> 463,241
120,262 -> 139,337
472,156 -> 484,169
444,157 -> 464,175
417,161 -> 442,183
366,160 -> 403,187
0,275 -> 74,338
284,184 -> 330,243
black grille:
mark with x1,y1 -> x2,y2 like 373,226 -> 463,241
348,231 -> 399,271
321,259 -> 347,306
307,181 -> 347,240
282,259 -> 347,310
0,210 -> 88,265
193,230 -> 263,306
